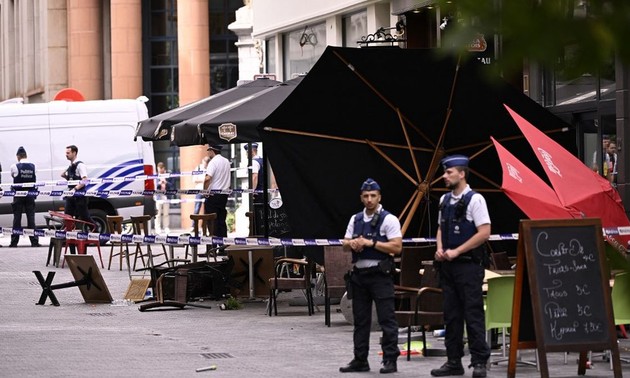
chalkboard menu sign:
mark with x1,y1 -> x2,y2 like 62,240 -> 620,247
253,203 -> 291,237
508,218 -> 621,378
529,223 -> 609,345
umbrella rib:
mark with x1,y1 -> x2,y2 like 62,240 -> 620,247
396,108 -> 423,185
398,190 -> 419,232
366,140 -> 419,187
427,56 -> 462,186
262,127 -> 433,152
401,188 -> 425,235
444,128 -> 569,154
332,50 -> 436,149
398,190 -> 418,222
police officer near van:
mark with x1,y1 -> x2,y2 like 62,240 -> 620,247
10,146 -> 40,247
431,155 -> 490,378
61,145 -> 91,225
340,178 -> 402,374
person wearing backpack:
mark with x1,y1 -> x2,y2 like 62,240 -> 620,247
431,155 -> 491,378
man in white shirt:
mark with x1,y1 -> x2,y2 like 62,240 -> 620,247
204,145 -> 231,237
191,156 -> 210,228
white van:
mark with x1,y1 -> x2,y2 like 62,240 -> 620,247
0,97 -> 156,233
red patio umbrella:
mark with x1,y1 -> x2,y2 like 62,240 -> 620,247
504,105 -> 630,242
491,137 -> 579,220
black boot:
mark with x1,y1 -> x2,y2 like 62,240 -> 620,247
340,359 -> 370,373
430,359 -> 465,376
380,360 -> 397,374
471,363 -> 487,378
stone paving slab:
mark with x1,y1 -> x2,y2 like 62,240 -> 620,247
0,236 -> 627,377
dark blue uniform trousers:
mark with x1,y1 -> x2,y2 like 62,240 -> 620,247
11,197 -> 37,246
350,269 -> 400,362
439,261 -> 490,365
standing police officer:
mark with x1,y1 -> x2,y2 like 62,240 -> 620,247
61,144 -> 91,225
340,178 -> 402,374
10,146 -> 40,247
431,155 -> 490,378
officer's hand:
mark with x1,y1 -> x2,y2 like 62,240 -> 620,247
435,248 -> 446,262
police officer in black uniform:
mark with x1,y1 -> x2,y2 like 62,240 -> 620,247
431,155 -> 491,378
340,178 -> 402,374
61,145 -> 91,225
10,146 -> 40,247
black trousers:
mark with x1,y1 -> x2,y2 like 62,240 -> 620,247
439,261 -> 490,365
64,196 -> 91,225
350,269 -> 400,362
11,197 -> 38,246
204,194 -> 228,237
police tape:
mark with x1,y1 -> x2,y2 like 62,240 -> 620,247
3,227 -> 627,247
0,188 -> 278,198
0,170 -> 206,189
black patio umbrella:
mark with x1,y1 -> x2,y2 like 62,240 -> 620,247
134,77 -> 280,142
258,46 -> 576,240
170,76 -> 303,146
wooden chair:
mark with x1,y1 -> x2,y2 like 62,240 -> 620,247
396,246 -> 436,290
185,213 -> 218,262
268,257 -> 315,316
106,215 -> 129,271
129,215 -> 169,270
322,246 -> 353,326
490,251 -> 512,271
45,213 -> 65,268
395,261 -> 444,360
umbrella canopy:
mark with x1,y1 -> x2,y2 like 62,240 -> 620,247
170,77 -> 303,146
258,46 -> 576,239
491,136 -> 579,220
134,77 -> 280,141
505,105 -> 630,233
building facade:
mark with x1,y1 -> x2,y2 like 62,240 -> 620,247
0,0 -> 242,231
2,0 -> 629,230
250,0 -> 630,219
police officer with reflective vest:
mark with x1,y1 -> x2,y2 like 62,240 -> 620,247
340,178 -> 402,374
245,143 -> 265,235
61,145 -> 91,225
431,155 -> 491,378
10,146 -> 40,247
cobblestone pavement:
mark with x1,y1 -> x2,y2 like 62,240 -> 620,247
1,236 -> 627,377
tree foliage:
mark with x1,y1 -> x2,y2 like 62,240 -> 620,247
436,0 -> 630,77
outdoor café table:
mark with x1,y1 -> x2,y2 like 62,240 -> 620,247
225,244 -> 274,299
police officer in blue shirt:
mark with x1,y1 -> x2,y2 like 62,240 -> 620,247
431,155 -> 490,378
340,178 -> 402,374
10,146 -> 40,247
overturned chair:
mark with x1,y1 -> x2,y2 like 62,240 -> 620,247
139,258 -> 237,311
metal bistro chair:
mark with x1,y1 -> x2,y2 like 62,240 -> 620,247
56,212 -> 104,269
485,275 -> 538,369
394,261 -> 444,360
268,257 -> 315,316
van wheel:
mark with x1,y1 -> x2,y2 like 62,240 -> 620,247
89,209 -> 108,245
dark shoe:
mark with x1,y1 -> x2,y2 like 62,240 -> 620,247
340,359 -> 370,373
31,243 -> 42,247
380,360 -> 397,374
431,359 -> 464,376
471,363 -> 487,378
8,244 -> 18,248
